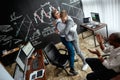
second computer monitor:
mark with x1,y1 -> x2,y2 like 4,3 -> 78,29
91,12 -> 100,22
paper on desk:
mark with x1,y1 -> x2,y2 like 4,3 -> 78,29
29,71 -> 37,80
29,69 -> 45,80
87,24 -> 93,27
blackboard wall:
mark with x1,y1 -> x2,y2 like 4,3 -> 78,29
0,0 -> 84,50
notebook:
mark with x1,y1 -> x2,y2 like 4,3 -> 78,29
29,69 -> 45,80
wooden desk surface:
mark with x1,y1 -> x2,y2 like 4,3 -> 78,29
26,49 -> 46,80
80,23 -> 107,31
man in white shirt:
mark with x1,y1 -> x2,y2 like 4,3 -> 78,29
86,32 -> 120,80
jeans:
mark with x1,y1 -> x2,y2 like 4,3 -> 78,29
60,37 -> 75,69
71,38 -> 86,64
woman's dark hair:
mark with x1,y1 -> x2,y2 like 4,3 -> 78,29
51,10 -> 57,19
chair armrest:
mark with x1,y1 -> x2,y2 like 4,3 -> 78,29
58,49 -> 68,55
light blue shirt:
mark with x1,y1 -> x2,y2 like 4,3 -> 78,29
56,18 -> 66,37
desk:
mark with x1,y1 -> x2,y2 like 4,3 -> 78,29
80,23 -> 108,47
0,48 -> 19,66
26,49 -> 46,80
2,47 -> 19,57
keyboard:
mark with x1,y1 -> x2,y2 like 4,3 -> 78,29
87,24 -> 94,27
90,21 -> 100,25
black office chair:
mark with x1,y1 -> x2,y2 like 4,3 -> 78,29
43,42 -> 70,75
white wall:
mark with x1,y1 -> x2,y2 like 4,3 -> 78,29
82,0 -> 120,36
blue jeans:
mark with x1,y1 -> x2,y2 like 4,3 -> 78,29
60,37 -> 75,69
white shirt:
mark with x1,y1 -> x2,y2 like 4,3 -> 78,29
102,46 -> 120,72
55,16 -> 77,37
56,18 -> 66,37
70,23 -> 77,32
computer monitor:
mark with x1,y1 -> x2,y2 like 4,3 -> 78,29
16,42 -> 35,71
16,49 -> 27,71
91,12 -> 100,22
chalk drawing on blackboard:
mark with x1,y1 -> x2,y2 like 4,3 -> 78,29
0,25 -> 13,33
61,3 -> 83,22
32,40 -> 42,47
2,36 -> 13,47
34,12 -> 44,23
70,0 -> 79,4
3,36 -> 13,42
2,38 -> 23,48
54,0 -> 60,11
10,12 -> 23,22
3,25 -> 13,33
42,27 -> 55,37
13,39 -> 23,44
29,29 -> 42,47
2,40 -> 12,46
0,31 -> 23,48
33,2 -> 55,24
14,14 -> 37,42
15,17 -> 25,37
29,29 -> 41,40
24,15 -> 33,41
21,15 -> 36,41
0,35 -> 6,42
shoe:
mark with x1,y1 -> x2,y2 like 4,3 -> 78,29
69,69 -> 78,76
82,64 -> 88,71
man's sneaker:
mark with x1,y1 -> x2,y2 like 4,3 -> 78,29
69,69 -> 78,76
82,64 -> 88,71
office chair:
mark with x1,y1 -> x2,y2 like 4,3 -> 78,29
43,42 -> 70,75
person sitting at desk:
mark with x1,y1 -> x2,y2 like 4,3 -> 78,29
86,32 -> 120,80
